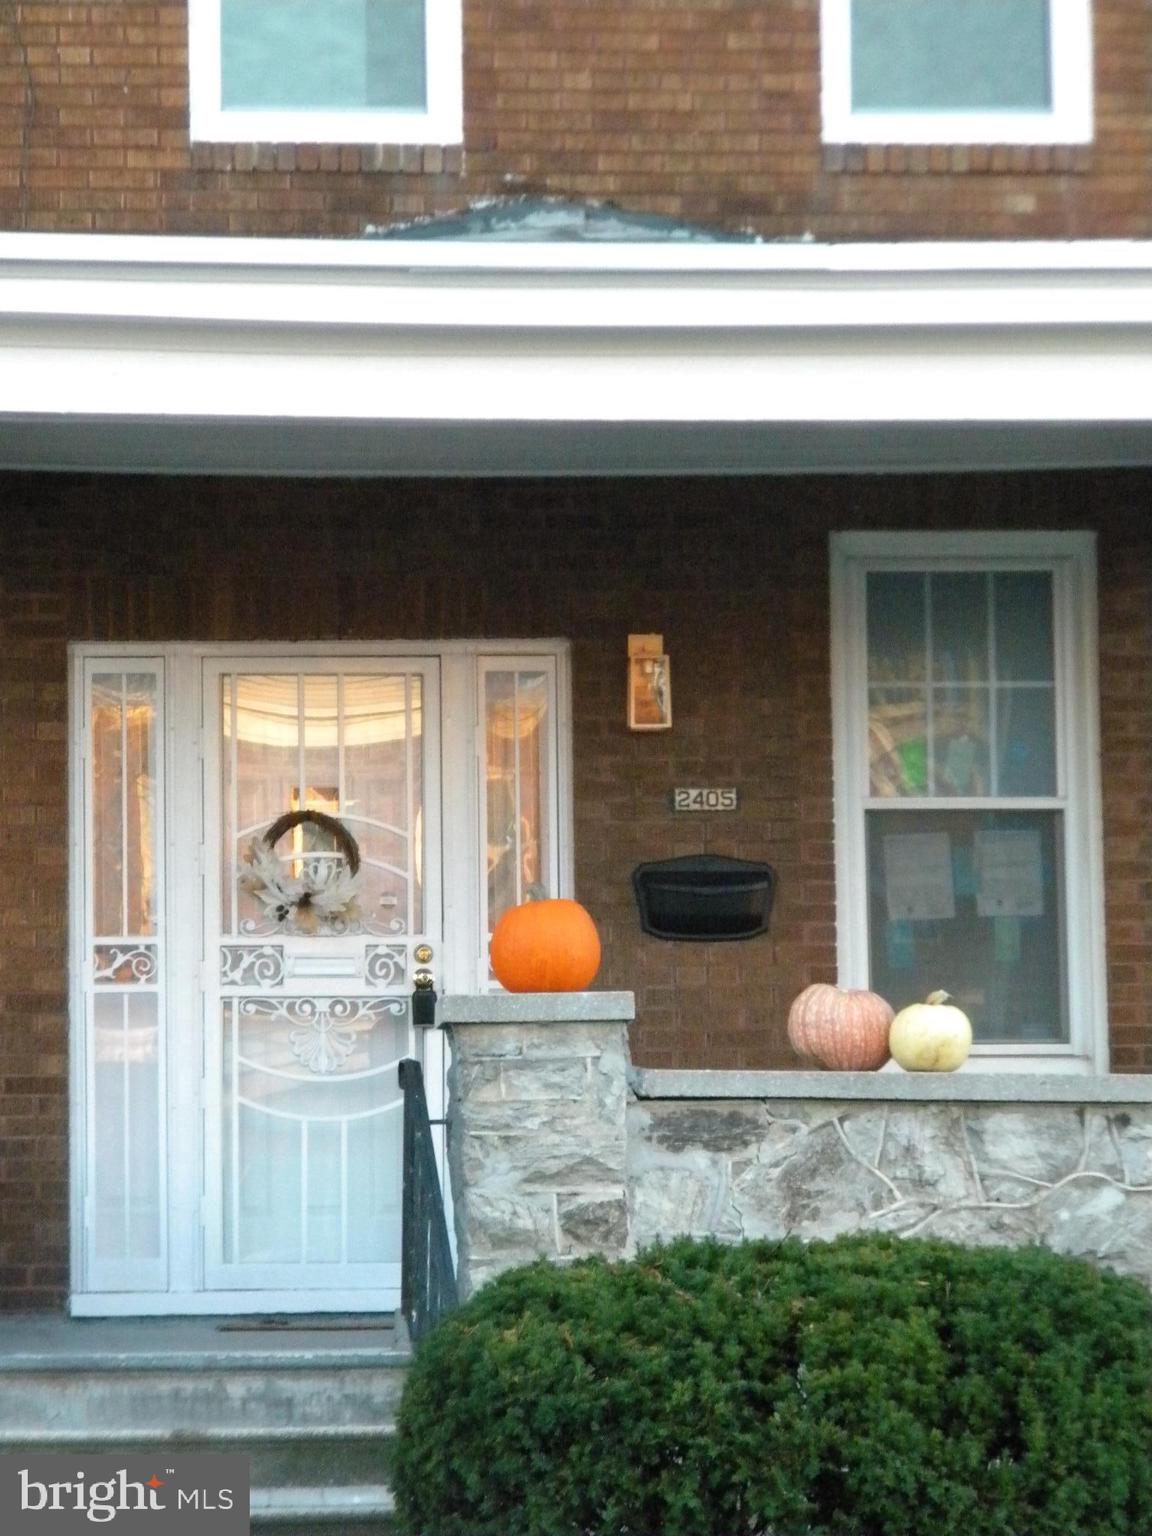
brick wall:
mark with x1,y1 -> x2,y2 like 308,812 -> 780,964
0,1 -> 1148,239
0,467 -> 1149,1307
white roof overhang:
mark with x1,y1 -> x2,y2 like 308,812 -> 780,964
2,233 -> 1152,476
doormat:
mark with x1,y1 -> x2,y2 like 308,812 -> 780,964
216,1315 -> 396,1332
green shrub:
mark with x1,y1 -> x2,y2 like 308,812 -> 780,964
392,1234 -> 1152,1536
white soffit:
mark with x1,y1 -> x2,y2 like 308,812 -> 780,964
1,234 -> 1152,475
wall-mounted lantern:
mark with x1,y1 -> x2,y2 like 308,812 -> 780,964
628,633 -> 671,731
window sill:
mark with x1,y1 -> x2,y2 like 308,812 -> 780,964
630,1069 -> 1152,1105
188,143 -> 463,176
822,144 -> 1092,176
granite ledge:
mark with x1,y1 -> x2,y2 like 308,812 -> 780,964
630,1067 -> 1152,1105
440,991 -> 635,1026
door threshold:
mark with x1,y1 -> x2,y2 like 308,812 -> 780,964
70,1291 -> 402,1318
216,1315 -> 396,1333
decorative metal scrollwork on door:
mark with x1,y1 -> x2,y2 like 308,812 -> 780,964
219,945 -> 286,988
238,996 -> 407,1076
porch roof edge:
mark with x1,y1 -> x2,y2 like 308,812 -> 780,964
3,232 -> 1152,279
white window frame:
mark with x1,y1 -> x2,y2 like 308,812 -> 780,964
831,531 -> 1107,1073
820,0 -> 1094,145
187,0 -> 463,145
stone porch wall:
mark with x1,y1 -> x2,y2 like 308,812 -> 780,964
629,1072 -> 1152,1281
443,995 -> 1152,1295
441,993 -> 634,1297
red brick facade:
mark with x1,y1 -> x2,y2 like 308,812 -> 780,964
0,467 -> 1149,1307
0,1 -> 1147,239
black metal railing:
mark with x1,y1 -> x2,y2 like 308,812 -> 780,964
399,1057 -> 459,1346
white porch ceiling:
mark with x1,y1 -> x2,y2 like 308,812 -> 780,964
2,234 -> 1152,477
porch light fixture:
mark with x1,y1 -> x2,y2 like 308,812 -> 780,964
628,633 -> 671,731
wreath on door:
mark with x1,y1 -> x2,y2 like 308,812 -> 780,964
239,810 -> 362,933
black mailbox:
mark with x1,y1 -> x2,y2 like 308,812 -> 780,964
632,854 -> 776,941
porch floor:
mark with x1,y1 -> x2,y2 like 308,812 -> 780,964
0,1313 -> 406,1371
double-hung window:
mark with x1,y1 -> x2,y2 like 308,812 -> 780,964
832,532 -> 1106,1071
821,0 -> 1093,144
188,0 -> 463,144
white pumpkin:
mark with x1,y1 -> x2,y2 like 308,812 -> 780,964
888,990 -> 972,1072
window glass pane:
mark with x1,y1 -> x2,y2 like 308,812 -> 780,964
997,687 -> 1057,795
485,670 -> 552,942
933,686 -> 990,795
224,998 -> 405,1265
866,568 -> 1057,801
931,573 -> 988,683
869,687 -> 927,796
867,572 -> 925,682
344,673 -> 424,937
221,0 -> 427,112
303,676 -> 340,816
226,672 -> 422,938
867,809 -> 1067,1044
91,673 -> 158,936
851,0 -> 1052,112
994,571 -> 1054,681
91,678 -> 124,936
93,992 -> 162,1262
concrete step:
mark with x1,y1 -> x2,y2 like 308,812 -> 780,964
0,1424 -> 396,1489
0,1317 -> 411,1530
0,1363 -> 409,1434
251,1483 -> 396,1529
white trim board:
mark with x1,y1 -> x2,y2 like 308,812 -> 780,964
6,234 -> 1152,474
11,234 -> 1152,275
69,1290 -> 402,1318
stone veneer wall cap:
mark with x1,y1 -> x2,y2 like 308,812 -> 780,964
629,1067 -> 1152,1105
440,991 -> 636,1025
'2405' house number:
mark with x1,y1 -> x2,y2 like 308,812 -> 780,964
671,787 -> 740,811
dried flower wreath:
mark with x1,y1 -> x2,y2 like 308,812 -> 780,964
239,810 -> 362,933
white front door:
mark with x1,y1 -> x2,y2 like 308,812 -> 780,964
201,659 -> 440,1299
70,642 -> 570,1315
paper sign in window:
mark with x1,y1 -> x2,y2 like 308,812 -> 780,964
883,832 -> 955,921
975,829 -> 1044,918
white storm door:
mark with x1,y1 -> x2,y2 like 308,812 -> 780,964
201,660 -> 441,1296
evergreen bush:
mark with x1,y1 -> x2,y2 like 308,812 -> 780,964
392,1234 -> 1152,1536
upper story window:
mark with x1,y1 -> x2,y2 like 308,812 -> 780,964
832,533 -> 1106,1073
821,0 -> 1093,145
188,0 -> 463,145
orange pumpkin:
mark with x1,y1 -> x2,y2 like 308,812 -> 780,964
490,898 -> 601,992
787,983 -> 893,1071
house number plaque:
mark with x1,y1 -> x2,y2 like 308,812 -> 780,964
670,787 -> 740,812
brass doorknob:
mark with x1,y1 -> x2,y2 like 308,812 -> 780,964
413,968 -> 435,990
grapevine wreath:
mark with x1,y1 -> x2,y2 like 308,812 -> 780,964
239,809 -> 362,933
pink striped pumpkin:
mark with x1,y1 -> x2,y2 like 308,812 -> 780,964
787,983 -> 893,1071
